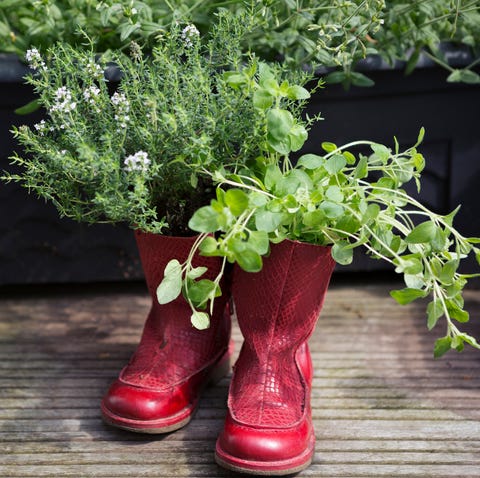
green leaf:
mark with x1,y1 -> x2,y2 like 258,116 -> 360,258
325,185 -> 344,202
321,142 -> 337,153
370,143 -> 391,163
331,241 -> 353,265
255,209 -> 284,233
15,99 -> 40,115
446,300 -> 469,323
188,206 -> 219,233
225,189 -> 249,216
434,336 -> 452,358
324,155 -> 347,175
247,230 -> 270,255
191,311 -> 210,330
439,260 -> 457,285
405,221 -> 437,244
224,71 -> 248,88
350,72 -> 375,87
303,209 -> 326,227
405,46 -> 421,75
447,69 -> 480,84
362,203 -> 380,222
188,279 -> 218,307
319,201 -> 344,218
342,151 -> 356,165
264,164 -> 283,190
288,123 -> 308,151
335,214 -> 361,235
236,249 -> 262,272
199,236 -> 219,255
325,71 -> 347,84
390,288 -> 426,305
394,256 -> 423,275
427,300 -> 444,330
297,154 -> 324,170
266,109 -> 294,140
443,205 -> 461,227
286,85 -> 310,100
186,266 -> 207,280
156,259 -> 182,305
415,127 -> 425,147
253,89 -> 274,109
451,335 -> 464,352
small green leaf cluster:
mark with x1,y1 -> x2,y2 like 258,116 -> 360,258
4,14 -> 310,234
157,69 -> 480,356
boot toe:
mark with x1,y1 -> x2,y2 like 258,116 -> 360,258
101,379 -> 192,432
215,412 -> 315,474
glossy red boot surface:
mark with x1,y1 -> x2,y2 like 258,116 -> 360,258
102,231 -> 232,433
215,240 -> 335,475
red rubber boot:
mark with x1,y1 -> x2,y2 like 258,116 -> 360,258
215,240 -> 335,475
101,230 -> 232,433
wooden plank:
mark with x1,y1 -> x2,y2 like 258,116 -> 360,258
0,281 -> 479,478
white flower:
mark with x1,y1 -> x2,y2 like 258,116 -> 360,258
85,61 -> 104,81
111,92 -> 131,130
124,151 -> 151,173
34,120 -> 47,135
181,24 -> 200,48
83,85 -> 100,100
131,7 -> 137,15
50,86 -> 76,114
26,48 -> 46,70
83,85 -> 102,113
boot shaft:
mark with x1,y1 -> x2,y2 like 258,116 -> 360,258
232,239 -> 335,351
229,240 -> 335,427
123,231 -> 231,388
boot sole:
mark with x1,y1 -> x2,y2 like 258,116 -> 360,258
101,344 -> 233,434
214,437 -> 314,476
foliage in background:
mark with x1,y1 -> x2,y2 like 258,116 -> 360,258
1,0 -> 479,85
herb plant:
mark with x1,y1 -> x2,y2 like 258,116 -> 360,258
4,14 -> 310,235
4,13 -> 480,357
155,62 -> 480,357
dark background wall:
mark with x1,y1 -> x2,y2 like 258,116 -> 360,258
1,54 -> 479,284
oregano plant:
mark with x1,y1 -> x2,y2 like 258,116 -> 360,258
156,62 -> 480,357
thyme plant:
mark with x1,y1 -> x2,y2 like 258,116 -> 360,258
5,14 -> 309,234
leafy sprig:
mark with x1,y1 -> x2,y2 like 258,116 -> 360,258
157,63 -> 480,356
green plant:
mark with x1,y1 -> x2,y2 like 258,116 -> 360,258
154,62 -> 480,357
1,1 -> 479,85
4,13 -> 310,235
4,13 -> 480,358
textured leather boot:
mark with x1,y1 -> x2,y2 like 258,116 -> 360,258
215,239 -> 335,475
102,230 -> 232,433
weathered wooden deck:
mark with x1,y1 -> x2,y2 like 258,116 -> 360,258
1,278 -> 479,477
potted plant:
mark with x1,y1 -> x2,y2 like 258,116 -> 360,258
3,10 -> 480,475
2,1 -> 479,285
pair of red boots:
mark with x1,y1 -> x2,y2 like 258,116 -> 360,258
101,231 -> 335,475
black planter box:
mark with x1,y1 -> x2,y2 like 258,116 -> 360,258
1,53 -> 479,284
